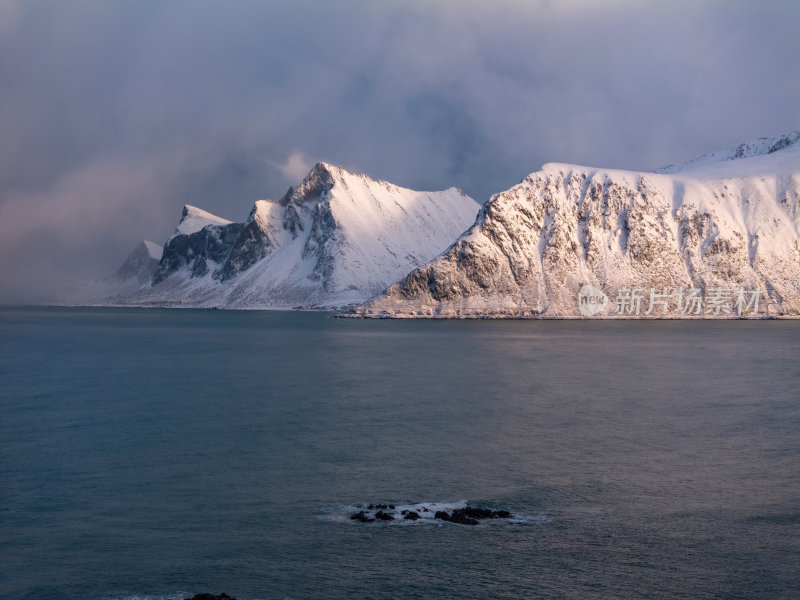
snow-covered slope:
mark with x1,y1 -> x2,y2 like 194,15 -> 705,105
658,131 -> 800,174
121,163 -> 479,308
358,135 -> 800,318
174,205 -> 232,235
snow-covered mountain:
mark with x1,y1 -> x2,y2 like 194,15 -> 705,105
358,133 -> 800,318
59,240 -> 163,304
113,240 -> 163,284
117,162 -> 479,308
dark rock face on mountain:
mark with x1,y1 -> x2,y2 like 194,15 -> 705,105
217,210 -> 276,282
154,221 -> 244,283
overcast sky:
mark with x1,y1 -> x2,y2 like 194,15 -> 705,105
1,0 -> 798,301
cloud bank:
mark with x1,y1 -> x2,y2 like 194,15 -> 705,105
0,0 -> 798,300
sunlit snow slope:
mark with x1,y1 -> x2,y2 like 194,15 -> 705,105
359,132 -> 800,317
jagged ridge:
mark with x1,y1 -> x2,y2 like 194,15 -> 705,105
658,131 -> 800,174
120,162 -> 479,308
360,137 -> 800,318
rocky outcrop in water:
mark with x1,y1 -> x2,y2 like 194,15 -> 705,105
348,503 -> 514,525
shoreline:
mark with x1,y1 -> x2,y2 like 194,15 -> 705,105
9,304 -> 799,320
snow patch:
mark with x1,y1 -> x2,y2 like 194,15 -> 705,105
175,205 -> 233,236
143,240 -> 163,260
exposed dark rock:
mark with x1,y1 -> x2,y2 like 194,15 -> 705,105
350,511 -> 374,523
279,163 -> 332,206
217,216 -> 275,281
302,201 -> 339,292
154,222 -> 244,284
463,507 -> 494,519
433,505 -> 513,525
349,503 -> 513,526
448,509 -> 479,525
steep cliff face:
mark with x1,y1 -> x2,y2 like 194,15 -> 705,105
216,200 -> 282,282
153,217 -> 244,284
123,162 -> 479,308
359,135 -> 800,318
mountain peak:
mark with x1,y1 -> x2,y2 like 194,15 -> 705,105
313,161 -> 366,177
313,160 -> 337,173
175,205 -> 232,236
111,240 -> 162,284
278,161 -> 372,206
279,164 -> 332,206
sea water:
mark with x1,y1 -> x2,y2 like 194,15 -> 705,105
1,307 -> 798,600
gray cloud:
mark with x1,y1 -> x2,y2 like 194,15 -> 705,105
1,0 -> 798,300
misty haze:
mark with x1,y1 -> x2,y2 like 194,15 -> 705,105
1,2 -> 798,600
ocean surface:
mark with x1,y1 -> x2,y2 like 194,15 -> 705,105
1,307 -> 798,600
